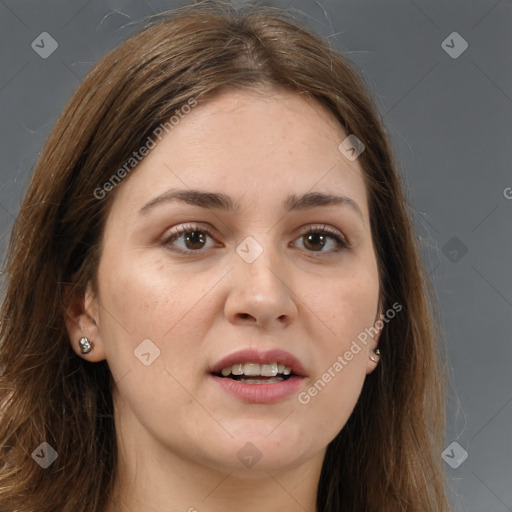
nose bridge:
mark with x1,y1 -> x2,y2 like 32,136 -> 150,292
225,232 -> 297,327
235,233 -> 284,291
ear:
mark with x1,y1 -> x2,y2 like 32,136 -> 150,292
64,282 -> 107,362
365,308 -> 383,375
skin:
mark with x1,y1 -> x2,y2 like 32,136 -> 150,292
65,88 -> 381,512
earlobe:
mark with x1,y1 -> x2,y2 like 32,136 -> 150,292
365,347 -> 381,374
63,282 -> 106,362
369,348 -> 381,363
78,336 -> 94,355
365,312 -> 382,374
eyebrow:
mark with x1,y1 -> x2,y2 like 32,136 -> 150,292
139,188 -> 363,219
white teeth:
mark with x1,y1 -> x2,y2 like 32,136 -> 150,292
219,361 -> 293,378
243,363 -> 260,376
261,363 -> 278,377
232,363 -> 244,375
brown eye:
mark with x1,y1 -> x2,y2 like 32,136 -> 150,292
163,225 -> 218,253
182,230 -> 207,250
292,225 -> 349,254
302,233 -> 328,252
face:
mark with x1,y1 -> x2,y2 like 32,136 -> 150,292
70,88 -> 381,476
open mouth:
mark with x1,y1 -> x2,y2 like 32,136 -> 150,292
214,362 -> 296,385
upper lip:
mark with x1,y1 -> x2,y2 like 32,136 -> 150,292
210,348 -> 307,377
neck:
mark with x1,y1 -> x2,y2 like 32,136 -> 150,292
107,459 -> 322,512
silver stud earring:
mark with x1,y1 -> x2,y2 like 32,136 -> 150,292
78,337 -> 93,355
369,348 -> 381,363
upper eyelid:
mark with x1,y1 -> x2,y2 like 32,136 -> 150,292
296,223 -> 346,239
164,222 -> 216,239
164,222 -> 346,238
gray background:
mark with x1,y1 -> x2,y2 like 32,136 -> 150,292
1,0 -> 511,510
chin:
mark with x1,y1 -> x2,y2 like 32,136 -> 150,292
196,425 -> 317,474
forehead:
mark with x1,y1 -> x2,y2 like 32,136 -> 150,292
108,88 -> 369,222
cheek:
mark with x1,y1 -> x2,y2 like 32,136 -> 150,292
297,355 -> 366,448
94,252 -> 215,427
296,280 -> 377,436
95,250 -> 224,377
98,251 -> 202,334
310,258 -> 380,348
297,258 -> 378,420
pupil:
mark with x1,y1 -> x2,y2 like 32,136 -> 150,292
304,233 -> 325,251
185,231 -> 205,249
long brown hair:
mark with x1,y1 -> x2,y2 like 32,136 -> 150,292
0,1 -> 449,510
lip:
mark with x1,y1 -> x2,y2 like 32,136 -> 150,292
210,348 -> 307,377
209,348 -> 307,404
211,374 -> 304,404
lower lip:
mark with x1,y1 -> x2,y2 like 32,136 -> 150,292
211,374 -> 304,404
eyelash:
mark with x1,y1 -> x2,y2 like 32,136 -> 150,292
162,223 -> 350,256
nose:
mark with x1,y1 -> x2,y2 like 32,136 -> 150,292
224,240 -> 298,329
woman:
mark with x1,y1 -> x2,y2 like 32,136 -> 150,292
0,1 -> 449,510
